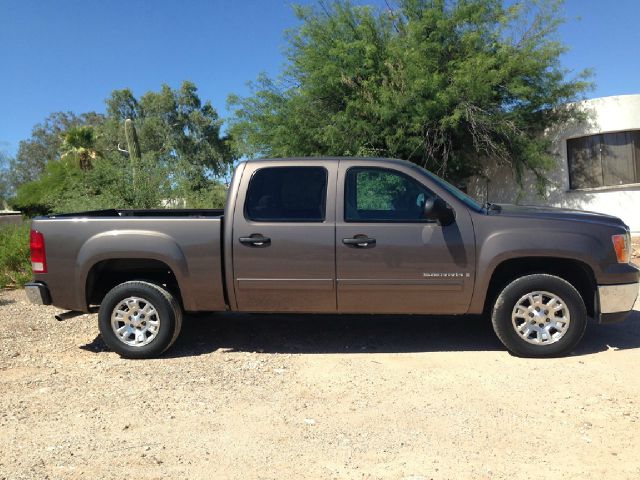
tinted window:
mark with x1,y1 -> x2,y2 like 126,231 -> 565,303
245,167 -> 327,222
568,130 -> 640,189
345,167 -> 435,222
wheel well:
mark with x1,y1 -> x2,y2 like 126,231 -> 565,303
484,257 -> 597,317
85,259 -> 182,308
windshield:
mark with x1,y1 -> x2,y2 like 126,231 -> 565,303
412,165 -> 484,213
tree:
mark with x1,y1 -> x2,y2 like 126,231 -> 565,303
104,82 -> 230,173
228,0 -> 591,189
103,81 -> 232,204
12,81 -> 232,215
61,126 -> 101,171
9,111 -> 103,190
11,158 -> 86,216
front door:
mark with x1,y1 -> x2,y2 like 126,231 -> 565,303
336,161 -> 476,314
232,161 -> 337,313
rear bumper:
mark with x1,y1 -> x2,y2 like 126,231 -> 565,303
597,282 -> 638,324
25,282 -> 51,306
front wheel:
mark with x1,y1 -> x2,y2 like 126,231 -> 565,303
98,281 -> 182,359
491,274 -> 587,358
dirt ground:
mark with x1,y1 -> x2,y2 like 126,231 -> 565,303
1,287 -> 640,480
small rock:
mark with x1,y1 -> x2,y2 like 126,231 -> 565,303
304,418 -> 316,425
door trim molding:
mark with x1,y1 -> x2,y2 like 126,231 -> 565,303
337,278 -> 463,291
237,278 -> 334,290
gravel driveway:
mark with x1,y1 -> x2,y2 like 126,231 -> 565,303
1,288 -> 640,480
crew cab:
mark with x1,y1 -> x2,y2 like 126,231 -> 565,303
25,157 -> 639,358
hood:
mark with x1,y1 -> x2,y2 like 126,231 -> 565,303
488,203 -> 628,229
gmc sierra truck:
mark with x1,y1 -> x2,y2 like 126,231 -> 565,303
25,157 -> 639,358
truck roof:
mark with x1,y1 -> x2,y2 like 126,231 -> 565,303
243,156 -> 416,168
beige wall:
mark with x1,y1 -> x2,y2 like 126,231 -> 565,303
467,94 -> 640,232
0,214 -> 24,227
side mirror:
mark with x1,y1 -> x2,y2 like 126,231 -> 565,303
423,198 -> 455,226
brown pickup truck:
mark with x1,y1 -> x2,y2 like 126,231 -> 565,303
25,157 -> 639,358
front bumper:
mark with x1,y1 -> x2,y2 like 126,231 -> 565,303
25,282 -> 51,306
598,282 -> 639,323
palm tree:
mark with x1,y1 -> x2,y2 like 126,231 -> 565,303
61,126 -> 100,171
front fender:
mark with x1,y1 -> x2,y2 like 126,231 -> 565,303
468,229 -> 606,313
483,229 -> 606,275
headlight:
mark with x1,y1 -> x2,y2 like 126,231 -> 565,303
612,232 -> 631,264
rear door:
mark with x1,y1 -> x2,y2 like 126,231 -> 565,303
231,160 -> 337,312
336,160 -> 476,314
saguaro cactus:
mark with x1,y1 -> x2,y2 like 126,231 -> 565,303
124,118 -> 141,184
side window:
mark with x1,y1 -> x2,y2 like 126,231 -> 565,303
345,167 -> 435,222
245,167 -> 328,222
567,131 -> 640,189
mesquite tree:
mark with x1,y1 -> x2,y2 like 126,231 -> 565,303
228,0 -> 591,189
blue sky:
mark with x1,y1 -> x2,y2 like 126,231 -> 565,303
1,0 -> 639,155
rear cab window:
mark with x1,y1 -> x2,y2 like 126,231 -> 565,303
244,166 -> 328,222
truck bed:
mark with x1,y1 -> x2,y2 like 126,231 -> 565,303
31,212 -> 227,313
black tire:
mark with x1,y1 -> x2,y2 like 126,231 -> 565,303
491,274 -> 587,358
98,281 -> 182,359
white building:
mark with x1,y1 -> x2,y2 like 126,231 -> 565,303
467,94 -> 640,232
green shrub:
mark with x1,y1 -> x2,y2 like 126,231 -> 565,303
182,182 -> 228,209
0,223 -> 32,289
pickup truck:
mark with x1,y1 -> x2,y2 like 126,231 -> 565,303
25,157 -> 639,358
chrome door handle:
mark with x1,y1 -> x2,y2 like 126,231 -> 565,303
342,236 -> 376,248
239,235 -> 271,247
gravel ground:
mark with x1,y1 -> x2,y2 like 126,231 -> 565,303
1,287 -> 640,480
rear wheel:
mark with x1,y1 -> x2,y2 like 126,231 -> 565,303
98,281 -> 182,359
491,274 -> 587,357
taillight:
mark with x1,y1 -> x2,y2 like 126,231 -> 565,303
612,233 -> 631,264
30,229 -> 47,273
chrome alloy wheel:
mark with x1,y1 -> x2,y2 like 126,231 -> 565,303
511,291 -> 571,345
110,296 -> 160,347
